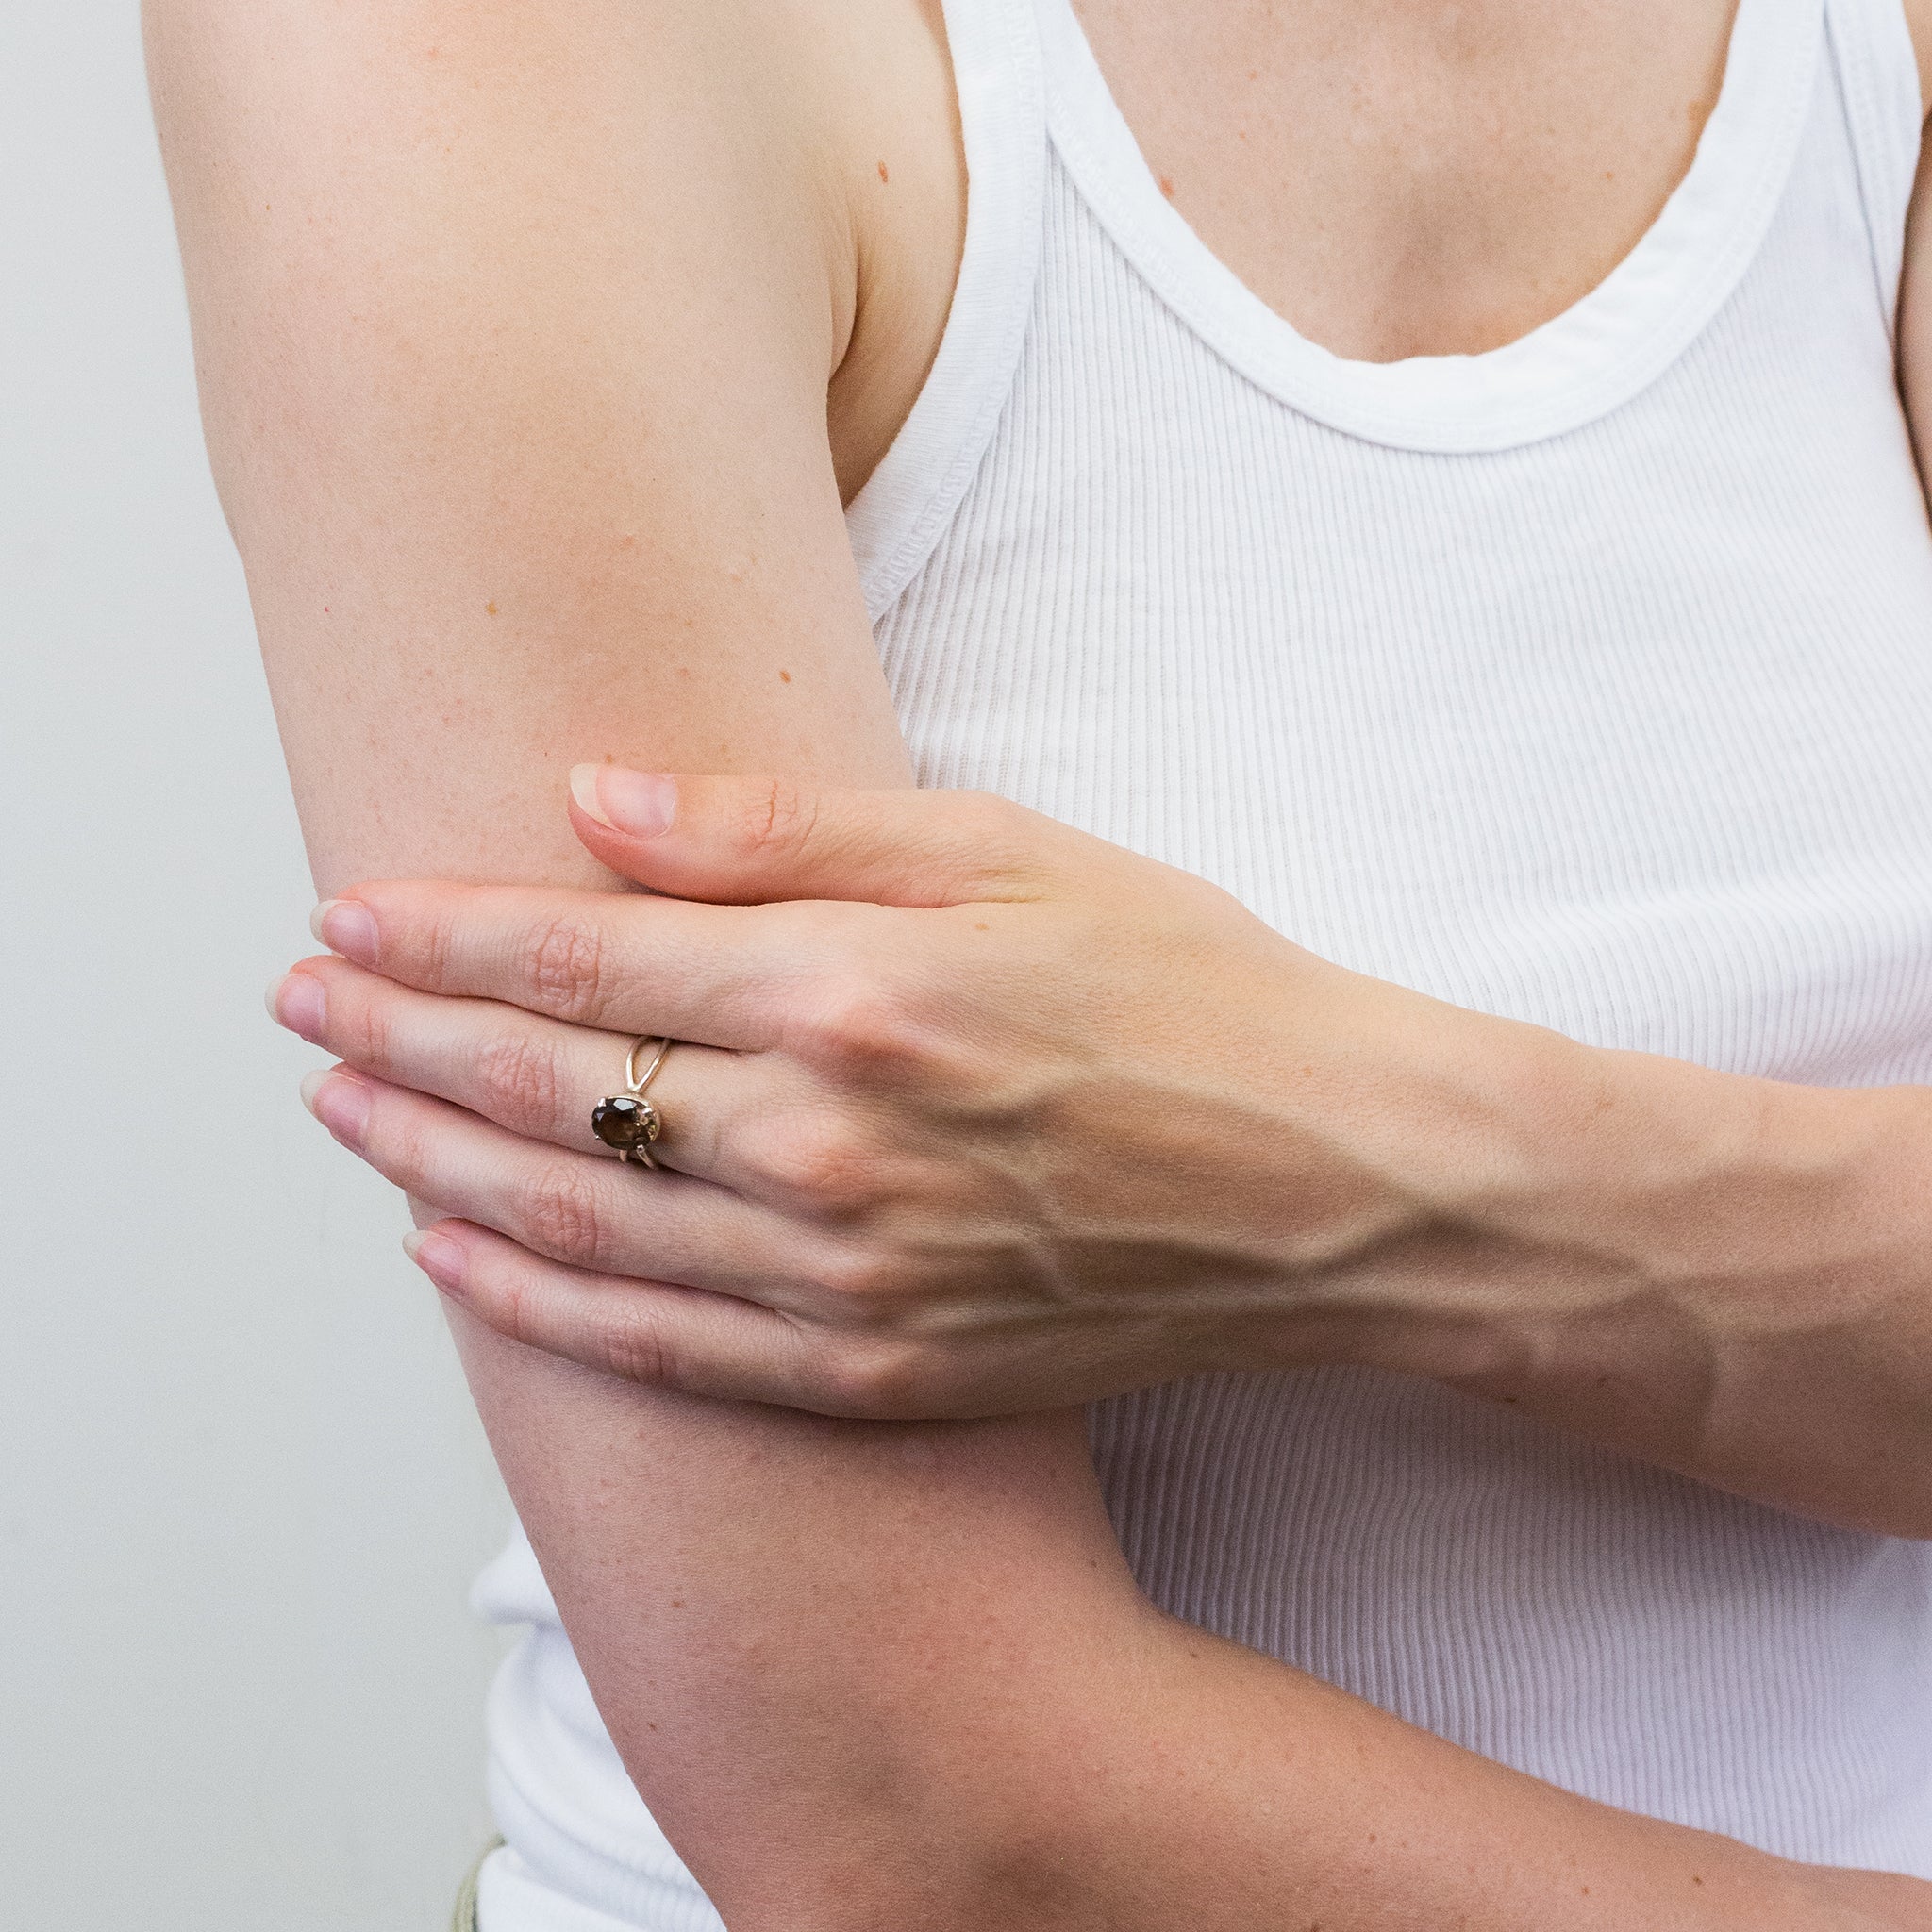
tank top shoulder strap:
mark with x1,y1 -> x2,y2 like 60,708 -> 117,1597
844,0 -> 1048,621
1824,0 -> 1924,337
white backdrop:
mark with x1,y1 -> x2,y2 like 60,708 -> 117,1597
2,7 -> 512,1925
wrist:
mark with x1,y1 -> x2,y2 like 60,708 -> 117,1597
1324,998 -> 1932,1529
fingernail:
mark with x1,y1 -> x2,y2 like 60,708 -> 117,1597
568,763 -> 616,827
402,1228 -> 468,1294
268,971 -> 327,1042
571,763 -> 675,838
301,1067 -> 371,1151
311,898 -> 379,966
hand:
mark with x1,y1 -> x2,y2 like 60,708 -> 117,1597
271,764 -> 1537,1415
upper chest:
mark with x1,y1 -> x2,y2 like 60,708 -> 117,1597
1071,0 -> 1743,361
830,0 -> 1932,492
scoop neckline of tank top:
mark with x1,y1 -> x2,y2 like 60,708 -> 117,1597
1034,0 -> 1824,453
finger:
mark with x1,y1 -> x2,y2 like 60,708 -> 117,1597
567,767 -> 1081,908
302,1064 -> 832,1303
273,953 -> 774,1183
308,877 -> 824,1045
408,1217 -> 935,1419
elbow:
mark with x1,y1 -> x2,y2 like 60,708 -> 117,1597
692,1796 -> 1074,1932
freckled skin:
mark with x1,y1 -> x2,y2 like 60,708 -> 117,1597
1078,0 -> 1756,361
150,0 -> 1932,1921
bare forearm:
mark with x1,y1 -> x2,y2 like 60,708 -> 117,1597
741,1593 -> 1903,1932
451,1326 -> 1121,1907
1268,971 -> 1932,1535
285,854 -> 1932,1924
1435,1043 -> 1932,1535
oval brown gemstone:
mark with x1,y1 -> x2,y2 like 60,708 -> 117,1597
591,1094 -> 659,1150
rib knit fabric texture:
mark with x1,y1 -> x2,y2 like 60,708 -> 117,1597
475,0 -> 1932,1921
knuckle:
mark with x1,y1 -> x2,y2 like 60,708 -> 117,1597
809,1241 -> 908,1317
517,1160 -> 608,1267
732,776 -> 821,865
746,1114 -> 886,1219
954,788 -> 1026,842
949,790 -> 1048,883
419,900 -> 458,991
371,1105 -> 436,1201
519,912 -> 610,1023
600,1304 -> 677,1389
337,984 -> 397,1074
490,1259 -> 543,1352
363,884 -> 458,991
472,1029 -> 566,1135
942,788 -> 1035,865
819,1334 -> 933,1420
794,970 -> 920,1074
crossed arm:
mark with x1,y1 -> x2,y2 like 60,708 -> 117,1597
151,1 -> 1932,1924
293,773 -> 1932,1542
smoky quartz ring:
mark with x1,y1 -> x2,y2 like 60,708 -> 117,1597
591,1035 -> 675,1168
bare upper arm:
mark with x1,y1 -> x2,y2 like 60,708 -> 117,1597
144,2 -> 1112,1912
145,0 -> 924,887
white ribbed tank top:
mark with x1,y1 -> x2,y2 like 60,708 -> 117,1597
474,0 -> 1932,1920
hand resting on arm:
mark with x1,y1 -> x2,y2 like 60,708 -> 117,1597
152,0 -> 1931,1922
280,764 -> 1932,1924
286,764 -> 1932,1541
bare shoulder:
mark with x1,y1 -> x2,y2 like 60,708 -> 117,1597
142,0 -> 945,886
143,0 -> 861,442
143,0 -> 961,511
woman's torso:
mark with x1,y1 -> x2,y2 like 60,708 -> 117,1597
475,0 -> 1932,1921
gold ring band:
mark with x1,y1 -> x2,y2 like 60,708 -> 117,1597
625,1035 -> 674,1095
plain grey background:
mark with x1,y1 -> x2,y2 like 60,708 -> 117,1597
3,5 -> 514,1924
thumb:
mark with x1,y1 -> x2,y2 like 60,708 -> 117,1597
567,766 -> 1068,907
